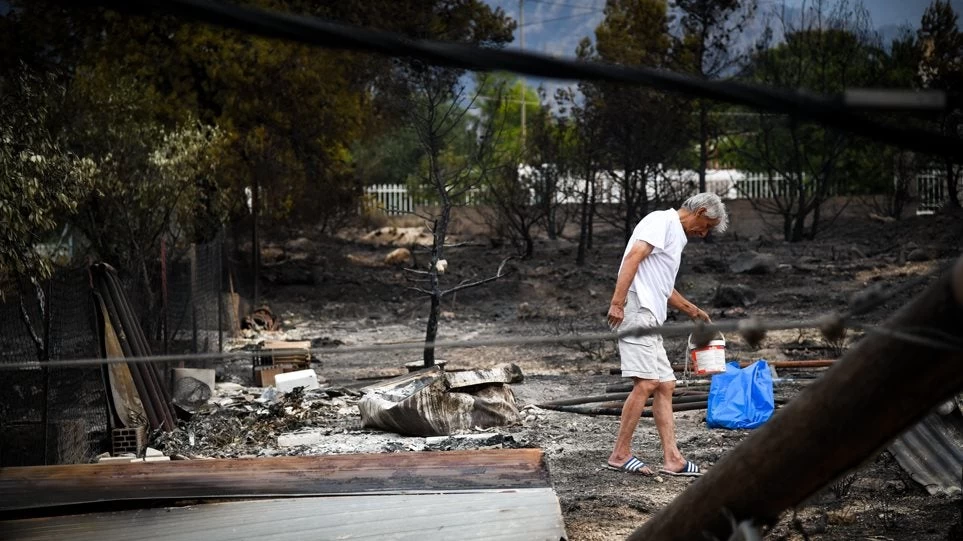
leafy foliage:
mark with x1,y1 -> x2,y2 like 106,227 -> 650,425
0,66 -> 95,291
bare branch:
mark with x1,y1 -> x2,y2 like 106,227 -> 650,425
441,256 -> 513,296
404,285 -> 432,296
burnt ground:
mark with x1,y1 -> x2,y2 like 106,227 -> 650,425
164,211 -> 963,540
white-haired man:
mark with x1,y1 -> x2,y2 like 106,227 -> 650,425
606,192 -> 729,477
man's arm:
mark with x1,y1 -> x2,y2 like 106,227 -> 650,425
669,288 -> 711,322
607,241 -> 654,329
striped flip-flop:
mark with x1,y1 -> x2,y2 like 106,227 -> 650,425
660,460 -> 702,477
605,456 -> 652,476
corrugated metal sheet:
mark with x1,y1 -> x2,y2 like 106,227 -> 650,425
888,406 -> 963,497
1,490 -> 568,541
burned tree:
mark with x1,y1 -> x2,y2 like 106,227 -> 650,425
579,0 -> 692,243
732,0 -> 887,241
403,67 -> 511,367
675,0 -> 757,193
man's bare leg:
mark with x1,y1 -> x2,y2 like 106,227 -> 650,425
608,377 -> 658,473
652,380 -> 686,472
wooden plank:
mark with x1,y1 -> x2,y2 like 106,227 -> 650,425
0,449 -> 550,512
1,489 -> 567,540
630,258 -> 963,541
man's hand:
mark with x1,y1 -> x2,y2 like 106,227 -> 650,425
691,307 -> 711,323
607,303 -> 624,330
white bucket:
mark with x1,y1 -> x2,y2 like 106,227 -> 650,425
687,333 -> 727,376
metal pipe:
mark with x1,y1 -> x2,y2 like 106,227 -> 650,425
106,267 -> 178,429
93,267 -> 160,431
537,393 -> 709,409
103,267 -> 175,431
538,401 -> 709,416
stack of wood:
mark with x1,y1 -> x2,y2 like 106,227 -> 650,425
252,340 -> 312,387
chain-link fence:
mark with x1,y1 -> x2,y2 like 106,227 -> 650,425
0,235 -> 236,466
0,268 -> 107,466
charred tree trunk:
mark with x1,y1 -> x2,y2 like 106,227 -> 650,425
423,139 -> 450,366
577,173 -> 591,266
945,156 -> 961,209
699,102 -> 708,193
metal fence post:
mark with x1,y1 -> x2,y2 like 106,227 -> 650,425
190,243 -> 198,360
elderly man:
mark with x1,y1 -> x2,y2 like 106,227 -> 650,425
606,193 -> 728,477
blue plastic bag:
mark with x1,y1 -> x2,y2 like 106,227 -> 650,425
706,360 -> 774,429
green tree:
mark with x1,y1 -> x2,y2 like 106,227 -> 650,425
475,73 -> 558,255
731,0 -> 888,241
0,65 -> 96,359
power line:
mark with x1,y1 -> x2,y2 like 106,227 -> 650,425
0,316 -> 836,370
528,0 -> 605,12
99,0 -> 962,159
520,11 -> 603,28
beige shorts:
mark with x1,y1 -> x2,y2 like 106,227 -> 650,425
618,293 -> 676,382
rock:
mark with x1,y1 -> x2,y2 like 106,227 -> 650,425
261,245 -> 285,264
435,259 -> 448,273
827,508 -> 857,525
730,252 -> 777,275
693,256 -> 728,274
144,447 -> 164,457
907,247 -> 936,262
284,237 -> 315,253
263,261 -> 315,285
712,284 -> 758,308
517,302 -> 538,319
384,247 -> 412,266
721,307 -> 749,318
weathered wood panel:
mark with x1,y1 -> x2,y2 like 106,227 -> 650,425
0,448 -> 549,512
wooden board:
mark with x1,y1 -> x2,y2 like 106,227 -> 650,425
1,489 -> 567,541
0,449 -> 550,512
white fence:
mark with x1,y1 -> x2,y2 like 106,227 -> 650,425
362,167 -> 960,215
915,168 -> 961,215
362,184 -> 483,215
362,184 -> 425,215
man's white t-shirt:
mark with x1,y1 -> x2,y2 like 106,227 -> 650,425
619,209 -> 687,324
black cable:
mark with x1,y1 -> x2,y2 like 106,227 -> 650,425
520,12 -> 602,28
98,0 -> 962,160
528,0 -> 604,12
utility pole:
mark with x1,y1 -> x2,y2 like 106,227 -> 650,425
519,0 -> 526,147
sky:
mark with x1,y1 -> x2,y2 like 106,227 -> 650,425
483,0 -> 963,100
486,1 -> 963,58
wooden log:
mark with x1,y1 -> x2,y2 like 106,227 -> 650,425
629,257 -> 963,541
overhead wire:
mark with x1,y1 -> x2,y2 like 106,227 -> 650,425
8,1 -> 953,372
99,0 -> 962,159
527,0 -> 604,11
519,12 -> 603,28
